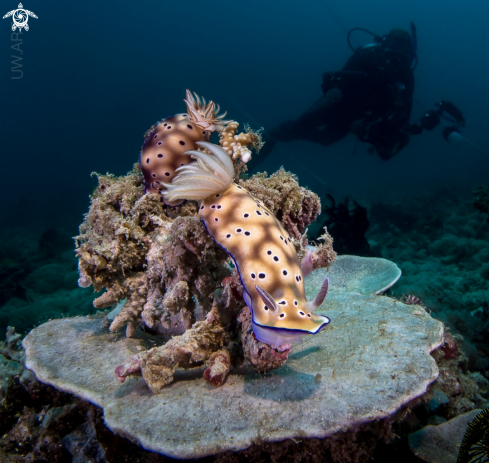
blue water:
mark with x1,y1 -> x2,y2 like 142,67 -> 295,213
1,0 -> 488,230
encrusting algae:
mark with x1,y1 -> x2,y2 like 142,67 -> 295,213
75,90 -> 336,392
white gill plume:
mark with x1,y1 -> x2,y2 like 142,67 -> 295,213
162,142 -> 235,203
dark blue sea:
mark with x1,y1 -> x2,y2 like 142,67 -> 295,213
1,0 -> 488,461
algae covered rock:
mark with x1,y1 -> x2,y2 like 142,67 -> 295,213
74,165 -> 332,340
23,257 -> 444,459
75,165 -> 231,338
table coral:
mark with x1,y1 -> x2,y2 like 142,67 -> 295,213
23,257 -> 445,459
371,193 -> 489,371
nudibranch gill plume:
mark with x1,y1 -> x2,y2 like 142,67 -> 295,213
163,141 -> 331,347
140,90 -> 230,206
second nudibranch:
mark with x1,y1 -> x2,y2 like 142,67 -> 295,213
140,90 -> 230,206
163,141 -> 330,347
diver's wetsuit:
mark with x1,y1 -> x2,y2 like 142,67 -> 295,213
261,45 -> 414,161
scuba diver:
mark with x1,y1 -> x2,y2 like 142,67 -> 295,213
258,23 -> 466,162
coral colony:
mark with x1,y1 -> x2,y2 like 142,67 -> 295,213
75,90 -> 335,391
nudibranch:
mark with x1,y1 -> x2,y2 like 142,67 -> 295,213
140,90 -> 230,206
163,141 -> 331,347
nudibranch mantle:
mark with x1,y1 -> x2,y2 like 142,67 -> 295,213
140,113 -> 211,205
163,141 -> 330,347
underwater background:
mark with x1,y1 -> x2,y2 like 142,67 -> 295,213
2,0 -> 489,228
1,0 -> 489,461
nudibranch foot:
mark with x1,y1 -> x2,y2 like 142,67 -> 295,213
252,322 -> 303,348
251,276 -> 331,347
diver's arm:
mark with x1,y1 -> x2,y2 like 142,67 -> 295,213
409,101 -> 465,137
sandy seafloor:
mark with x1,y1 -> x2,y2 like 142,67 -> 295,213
0,187 -> 488,462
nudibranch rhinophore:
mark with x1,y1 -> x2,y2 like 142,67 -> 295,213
163,141 -> 331,347
140,90 -> 230,206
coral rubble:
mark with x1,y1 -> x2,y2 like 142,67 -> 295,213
116,296 -> 231,393
369,193 -> 489,373
238,306 -> 291,373
408,409 -> 482,463
473,184 -> 489,219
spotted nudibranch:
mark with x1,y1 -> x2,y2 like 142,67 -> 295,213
163,141 -> 331,347
140,90 -> 230,206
